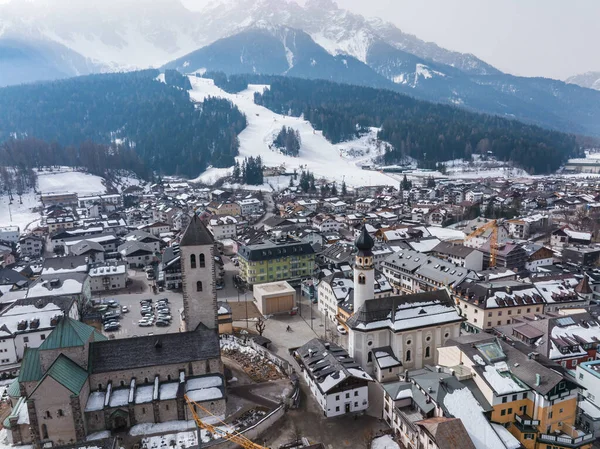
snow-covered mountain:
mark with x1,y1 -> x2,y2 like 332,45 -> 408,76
0,0 -> 497,76
566,71 -> 600,91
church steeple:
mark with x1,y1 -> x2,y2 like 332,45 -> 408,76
353,225 -> 375,313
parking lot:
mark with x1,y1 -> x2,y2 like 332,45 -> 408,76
93,269 -> 183,339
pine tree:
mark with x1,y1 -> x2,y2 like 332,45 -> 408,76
331,182 -> 338,196
341,181 -> 347,196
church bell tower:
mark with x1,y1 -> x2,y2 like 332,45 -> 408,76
353,225 -> 375,313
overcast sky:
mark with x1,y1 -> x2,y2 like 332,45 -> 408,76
183,0 -> 599,80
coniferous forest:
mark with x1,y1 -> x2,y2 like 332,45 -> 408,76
0,70 -> 246,178
273,126 -> 301,157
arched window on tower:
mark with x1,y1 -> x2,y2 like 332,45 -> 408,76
406,350 -> 412,362
42,424 -> 49,440
196,281 -> 203,292
367,352 -> 372,363
358,274 -> 366,285
190,254 -> 196,269
425,346 -> 431,358
199,253 -> 206,268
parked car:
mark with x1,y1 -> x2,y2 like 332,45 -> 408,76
155,320 -> 170,327
138,319 -> 153,327
157,314 -> 172,321
104,323 -> 120,332
107,299 -> 119,308
121,306 -> 129,313
337,325 -> 348,335
140,299 -> 152,305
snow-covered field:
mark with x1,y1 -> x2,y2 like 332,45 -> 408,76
37,169 -> 106,195
188,78 -> 399,187
0,191 -> 41,232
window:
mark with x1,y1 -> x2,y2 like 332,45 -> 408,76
354,391 -> 358,396
45,411 -> 51,418
501,409 -> 506,416
487,322 -> 491,327
58,409 -> 64,417
346,393 -> 350,399
358,274 -> 366,285
406,339 -> 412,345
507,408 -> 512,414
488,312 -> 492,317
42,424 -> 48,440
335,406 -> 340,412
196,281 -> 203,292
367,352 -> 372,363
497,321 -> 501,325
40,334 -> 46,340
522,393 -> 527,400
559,408 -> 563,414
142,407 -> 146,414
508,310 -> 512,315
498,311 -> 502,316
24,337 -> 29,343
425,347 -> 431,358
406,350 -> 412,362
502,397 -> 507,403
190,254 -> 196,269
354,402 -> 358,407
527,308 -> 531,313
335,395 -> 339,401
199,253 -> 206,268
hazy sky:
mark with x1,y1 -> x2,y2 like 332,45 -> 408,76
183,0 -> 599,80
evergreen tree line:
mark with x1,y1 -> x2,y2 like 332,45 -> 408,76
0,165 -> 37,204
249,77 -> 580,174
0,138 -> 149,179
0,70 -> 247,178
273,126 -> 301,156
232,157 -> 264,185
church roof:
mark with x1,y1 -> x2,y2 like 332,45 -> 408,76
88,327 -> 219,374
39,317 -> 106,351
19,347 -> 43,382
355,225 -> 374,251
33,354 -> 88,396
180,214 -> 214,247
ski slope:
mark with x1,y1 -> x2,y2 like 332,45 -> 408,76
37,169 -> 106,195
188,77 -> 399,187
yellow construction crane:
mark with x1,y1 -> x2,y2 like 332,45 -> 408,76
185,395 -> 269,449
466,219 -> 498,268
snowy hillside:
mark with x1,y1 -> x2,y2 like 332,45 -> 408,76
188,77 -> 398,187
566,71 -> 600,91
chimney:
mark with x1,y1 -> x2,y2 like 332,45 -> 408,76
324,342 -> 330,350
535,373 -> 541,387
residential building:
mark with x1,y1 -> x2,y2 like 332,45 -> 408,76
439,333 -> 594,449
238,235 -> 315,286
137,221 -> 171,237
562,246 -> 600,267
494,312 -> 599,370
209,216 -> 238,240
431,241 -> 484,271
532,276 -> 592,312
480,241 -> 527,271
296,339 -> 372,418
453,279 -> 544,333
381,366 -> 492,449
118,241 -> 155,269
522,243 -> 554,272
207,201 -> 241,217
123,230 -> 162,253
575,361 -> 600,439
158,246 -> 181,290
18,235 -> 44,258
0,226 -> 20,244
236,197 -> 262,216
88,261 -> 128,292
40,193 -> 78,207
551,227 -> 592,249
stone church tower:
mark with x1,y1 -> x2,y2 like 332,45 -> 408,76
180,214 -> 218,331
353,225 -> 375,312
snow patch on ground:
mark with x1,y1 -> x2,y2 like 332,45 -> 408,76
37,169 -> 106,195
188,77 -> 398,187
0,429 -> 33,449
129,420 -> 196,436
371,435 -> 400,449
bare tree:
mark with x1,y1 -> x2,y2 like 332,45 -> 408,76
255,316 -> 266,336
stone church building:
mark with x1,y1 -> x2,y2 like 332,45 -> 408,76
4,215 -> 224,447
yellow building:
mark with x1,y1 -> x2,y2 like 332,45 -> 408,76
438,333 -> 593,449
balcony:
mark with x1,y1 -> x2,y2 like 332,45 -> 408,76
515,414 -> 540,427
538,432 -> 595,448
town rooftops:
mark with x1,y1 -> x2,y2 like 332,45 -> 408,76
432,241 -> 479,258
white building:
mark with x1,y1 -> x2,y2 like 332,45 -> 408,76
296,339 -> 372,418
236,197 -> 262,216
0,296 -> 79,368
209,216 -> 238,240
0,226 -> 20,244
88,261 -> 128,292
